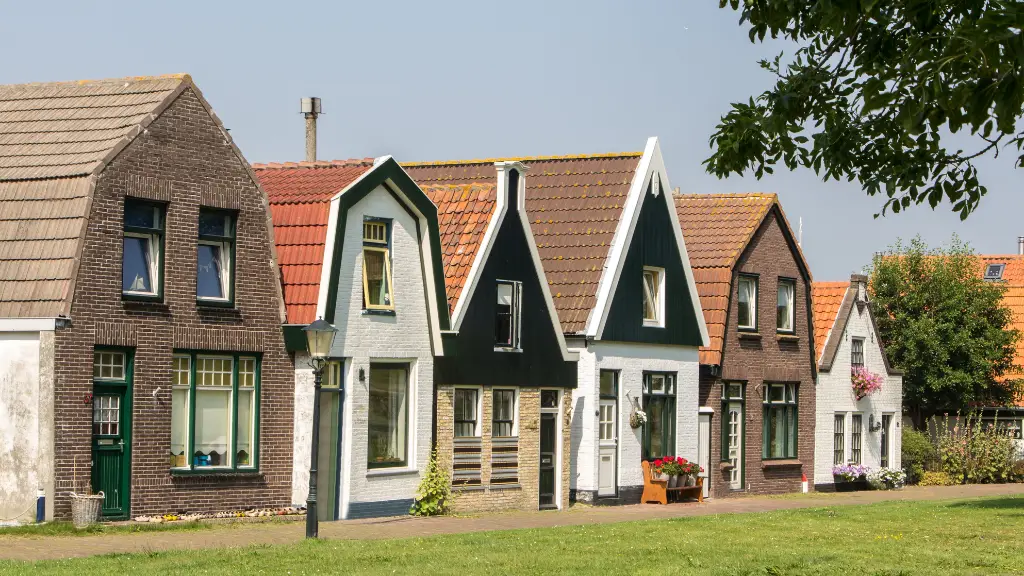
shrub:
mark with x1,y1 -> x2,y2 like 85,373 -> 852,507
867,467 -> 907,490
901,427 -> 937,484
935,412 -> 1017,484
409,449 -> 451,516
918,471 -> 955,486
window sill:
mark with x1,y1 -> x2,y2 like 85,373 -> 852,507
366,466 -> 418,477
494,346 -> 523,353
761,459 -> 802,468
738,331 -> 761,340
719,462 -> 735,470
122,293 -> 163,303
170,468 -> 261,477
196,299 -> 235,309
362,309 -> 396,317
776,333 -> 799,343
642,320 -> 665,329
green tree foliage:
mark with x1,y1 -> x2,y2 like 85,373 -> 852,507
900,427 -> 936,484
707,1 -> 1024,219
870,236 -> 1020,424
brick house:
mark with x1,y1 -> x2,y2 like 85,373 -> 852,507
405,161 -> 579,512
258,158 -> 451,520
811,275 -> 903,487
675,193 -> 816,497
0,75 -> 292,523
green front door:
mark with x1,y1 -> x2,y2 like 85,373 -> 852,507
91,349 -> 133,520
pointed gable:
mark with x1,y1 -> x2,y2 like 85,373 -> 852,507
811,281 -> 850,364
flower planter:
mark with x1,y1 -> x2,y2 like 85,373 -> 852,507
833,477 -> 869,492
684,475 -> 697,487
668,475 -> 679,488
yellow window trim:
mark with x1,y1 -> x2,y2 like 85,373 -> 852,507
362,246 -> 395,310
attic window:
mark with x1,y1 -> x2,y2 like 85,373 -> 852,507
362,218 -> 394,311
984,263 -> 1005,281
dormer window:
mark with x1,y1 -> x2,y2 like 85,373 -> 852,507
984,263 -> 1005,281
495,280 -> 522,349
362,219 -> 394,311
642,267 -> 665,327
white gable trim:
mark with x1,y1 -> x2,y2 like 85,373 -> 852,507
587,137 -> 709,346
315,195 -> 341,322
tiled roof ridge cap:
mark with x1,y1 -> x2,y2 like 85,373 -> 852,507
673,192 -> 778,200
0,74 -> 189,90
252,158 -> 376,170
402,150 -> 643,167
813,280 -> 852,287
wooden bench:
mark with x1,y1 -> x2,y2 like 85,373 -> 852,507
641,460 -> 704,505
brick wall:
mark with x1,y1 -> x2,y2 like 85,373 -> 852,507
699,211 -> 816,497
52,88 -> 292,519
436,386 -> 570,513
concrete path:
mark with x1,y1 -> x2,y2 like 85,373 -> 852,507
3,483 -> 1022,562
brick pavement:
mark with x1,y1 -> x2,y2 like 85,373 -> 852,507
2,484 -> 1022,562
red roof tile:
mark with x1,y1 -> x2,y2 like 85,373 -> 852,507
404,152 -> 642,333
811,282 -> 850,363
255,159 -> 376,324
976,255 -> 1024,400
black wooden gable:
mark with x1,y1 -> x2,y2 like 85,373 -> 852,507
601,182 -> 704,346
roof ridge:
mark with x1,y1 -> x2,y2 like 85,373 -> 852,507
0,74 -> 189,90
813,281 -> 852,286
673,192 -> 778,200
252,158 -> 376,170
402,151 -> 643,167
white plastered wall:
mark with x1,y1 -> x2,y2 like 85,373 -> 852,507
570,340 -> 699,494
814,303 -> 903,484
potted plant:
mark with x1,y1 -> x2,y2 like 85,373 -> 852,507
651,458 -> 667,481
867,467 -> 907,490
832,464 -> 870,491
662,457 -> 682,487
851,366 -> 883,400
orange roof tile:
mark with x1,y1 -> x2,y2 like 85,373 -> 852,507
811,282 -> 850,363
405,153 -> 642,333
976,255 -> 1024,399
423,183 -> 498,315
256,159 -> 376,324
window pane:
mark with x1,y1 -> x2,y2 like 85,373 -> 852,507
648,396 -> 665,458
786,406 -> 797,458
768,407 -> 784,458
197,244 -> 225,299
643,270 -> 658,321
651,375 -> 664,393
171,388 -> 189,464
541,390 -> 559,408
364,249 -> 392,307
495,282 -> 513,346
236,389 -> 254,466
195,388 -> 231,467
199,211 -> 232,237
599,371 -> 617,396
123,236 -> 153,293
769,384 -> 785,403
368,366 -> 408,465
738,277 -> 755,328
454,389 -> 477,437
125,203 -> 159,229
777,281 -> 793,331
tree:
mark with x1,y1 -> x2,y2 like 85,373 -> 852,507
870,236 -> 1020,427
706,1 -> 1024,219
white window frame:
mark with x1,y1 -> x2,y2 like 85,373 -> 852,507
196,238 -> 233,303
193,354 -> 236,469
642,266 -> 665,327
492,387 -> 519,438
362,220 -> 395,311
776,278 -> 795,333
453,386 -> 483,438
737,275 -> 758,331
170,355 -> 191,469
93,351 -> 127,381
122,231 -> 161,297
495,280 -> 523,351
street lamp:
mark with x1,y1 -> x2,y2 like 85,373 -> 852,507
303,317 -> 338,539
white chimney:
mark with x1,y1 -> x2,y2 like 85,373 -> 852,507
1017,236 -> 1023,256
301,97 -> 322,163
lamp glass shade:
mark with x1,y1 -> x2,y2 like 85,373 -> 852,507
303,318 -> 337,359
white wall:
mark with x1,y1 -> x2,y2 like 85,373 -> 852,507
814,303 -> 903,484
291,185 -> 436,519
0,331 -> 52,524
570,340 -> 699,494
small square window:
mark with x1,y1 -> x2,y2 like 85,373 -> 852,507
737,275 -> 758,330
642,267 -> 665,326
93,351 -> 126,381
599,370 -> 618,397
984,263 -> 1005,281
541,389 -> 559,409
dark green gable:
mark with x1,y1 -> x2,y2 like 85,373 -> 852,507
600,183 -> 703,346
436,182 -> 577,388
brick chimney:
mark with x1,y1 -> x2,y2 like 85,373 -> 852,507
850,273 -> 869,302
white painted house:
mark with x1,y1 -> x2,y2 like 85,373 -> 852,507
258,157 -> 450,520
812,275 -> 904,486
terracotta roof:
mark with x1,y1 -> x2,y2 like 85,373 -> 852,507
811,281 -> 850,363
977,254 -> 1024,283
422,183 -> 497,315
255,159 -> 376,324
0,75 -> 187,181
974,256 -> 1024,394
404,152 -> 642,333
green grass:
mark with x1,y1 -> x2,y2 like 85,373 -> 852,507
0,520 -> 213,537
2,497 -> 1023,575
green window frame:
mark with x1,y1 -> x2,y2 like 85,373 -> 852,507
196,208 -> 236,306
642,372 -> 676,460
720,382 -> 744,462
122,199 -> 165,300
170,352 -> 260,473
762,383 -> 798,460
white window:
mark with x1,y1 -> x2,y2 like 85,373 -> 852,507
454,388 -> 480,438
363,220 -> 394,310
493,389 -> 517,437
737,275 -> 758,330
777,279 -> 795,332
122,200 -> 164,298
368,364 -> 408,467
170,355 -> 191,467
833,414 -> 846,465
495,280 -> 522,349
197,209 -> 235,303
93,351 -> 126,380
642,267 -> 665,327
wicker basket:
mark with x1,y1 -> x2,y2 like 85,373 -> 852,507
69,492 -> 104,528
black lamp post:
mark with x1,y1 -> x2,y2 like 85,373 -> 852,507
303,317 -> 338,539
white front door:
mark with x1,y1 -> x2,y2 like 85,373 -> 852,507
698,413 -> 711,498
597,398 -> 617,496
727,401 -> 743,490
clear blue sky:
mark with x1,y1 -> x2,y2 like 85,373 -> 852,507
2,0 -> 1019,279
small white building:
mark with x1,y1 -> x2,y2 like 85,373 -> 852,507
812,274 -> 904,486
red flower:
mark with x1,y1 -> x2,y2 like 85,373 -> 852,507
676,457 -> 684,464
654,459 -> 663,467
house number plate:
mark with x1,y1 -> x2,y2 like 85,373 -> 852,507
98,439 -> 115,445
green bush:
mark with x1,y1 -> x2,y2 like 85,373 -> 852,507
901,427 -> 936,484
409,448 -> 451,516
935,412 -> 1017,484
1011,460 -> 1024,483
918,471 -> 955,486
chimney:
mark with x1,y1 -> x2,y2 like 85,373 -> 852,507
1017,236 -> 1023,255
300,97 -> 322,162
850,273 -> 869,302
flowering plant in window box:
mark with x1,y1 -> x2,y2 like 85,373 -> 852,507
832,463 -> 870,491
851,366 -> 883,400
651,458 -> 668,481
867,467 -> 906,490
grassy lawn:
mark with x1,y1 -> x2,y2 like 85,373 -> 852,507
0,520 -> 214,537
1,496 -> 1022,575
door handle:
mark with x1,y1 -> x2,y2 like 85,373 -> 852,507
118,439 -> 125,453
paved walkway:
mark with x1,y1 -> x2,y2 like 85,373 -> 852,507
3,483 -> 1022,562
